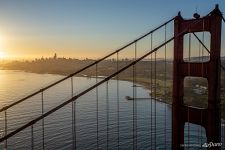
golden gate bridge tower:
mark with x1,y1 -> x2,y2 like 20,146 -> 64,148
172,4 -> 222,150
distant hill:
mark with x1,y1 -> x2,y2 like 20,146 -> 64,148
0,56 -> 224,78
0,58 -> 173,80
1,57 -> 224,118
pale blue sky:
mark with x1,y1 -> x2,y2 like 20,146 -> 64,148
0,0 -> 224,59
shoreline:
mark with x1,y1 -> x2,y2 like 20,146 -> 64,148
1,69 -> 224,120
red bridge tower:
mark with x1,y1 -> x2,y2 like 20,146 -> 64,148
172,5 -> 222,150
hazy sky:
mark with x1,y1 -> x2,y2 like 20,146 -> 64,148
0,0 -> 224,59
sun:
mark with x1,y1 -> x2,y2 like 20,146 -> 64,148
0,51 -> 6,59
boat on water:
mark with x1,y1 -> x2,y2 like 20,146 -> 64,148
125,96 -> 133,100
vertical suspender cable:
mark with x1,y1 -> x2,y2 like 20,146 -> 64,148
188,32 -> 191,149
134,41 -> 137,150
41,91 -> 44,150
154,42 -> 157,149
164,24 -> 167,149
116,52 -> 120,150
71,77 -> 76,150
106,81 -> 109,150
187,107 -> 190,150
200,111 -> 203,149
31,125 -> 34,150
96,64 -> 99,149
201,20 -> 205,146
74,87 -> 76,150
198,35 -> 201,145
201,19 -> 205,149
201,21 -> 205,76
132,42 -> 137,150
4,110 -> 7,150
150,33 -> 153,150
201,26 -> 205,149
71,77 -> 74,150
199,33 -> 201,62
188,32 -> 191,74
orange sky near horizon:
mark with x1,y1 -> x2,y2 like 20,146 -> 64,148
0,1 -> 224,60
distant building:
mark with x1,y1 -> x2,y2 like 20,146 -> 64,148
54,53 -> 57,59
193,84 -> 208,95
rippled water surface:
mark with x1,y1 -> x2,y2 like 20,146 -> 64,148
0,70 -> 223,150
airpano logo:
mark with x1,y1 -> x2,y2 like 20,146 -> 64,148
180,142 -> 223,148
202,142 -> 222,148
